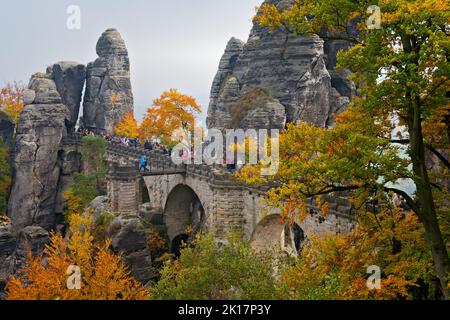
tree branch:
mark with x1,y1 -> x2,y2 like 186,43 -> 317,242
426,145 -> 450,171
390,139 -> 450,170
383,187 -> 421,218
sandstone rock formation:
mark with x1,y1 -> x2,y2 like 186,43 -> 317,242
107,215 -> 153,284
0,224 -> 50,299
207,0 -> 355,130
82,29 -> 134,135
8,72 -> 70,230
0,225 -> 16,299
47,62 -> 86,131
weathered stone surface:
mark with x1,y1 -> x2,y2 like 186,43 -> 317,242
8,72 -> 70,230
0,225 -> 51,299
241,99 -> 286,129
107,215 -> 153,283
231,87 -> 287,130
54,149 -> 83,216
47,61 -> 86,131
108,216 -> 147,255
207,38 -> 245,129
87,196 -> 109,217
207,0 -> 354,130
0,111 -> 15,146
0,225 -> 16,299
17,226 -> 51,255
82,29 -> 134,135
122,251 -> 153,284
28,73 -> 62,105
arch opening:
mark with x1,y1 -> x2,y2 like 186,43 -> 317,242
250,214 -> 306,257
141,183 -> 150,204
164,184 -> 205,256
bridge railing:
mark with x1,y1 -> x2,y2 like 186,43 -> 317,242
62,134 -> 266,181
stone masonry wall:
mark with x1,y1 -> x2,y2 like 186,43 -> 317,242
143,172 -> 356,242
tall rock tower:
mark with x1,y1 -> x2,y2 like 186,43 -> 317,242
82,29 -> 134,135
8,62 -> 85,230
207,0 -> 355,130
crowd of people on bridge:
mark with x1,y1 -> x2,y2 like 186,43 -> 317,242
77,127 -> 173,173
76,127 -> 240,174
77,127 -> 172,155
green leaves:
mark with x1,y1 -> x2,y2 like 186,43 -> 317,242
152,233 -> 283,300
81,135 -> 107,179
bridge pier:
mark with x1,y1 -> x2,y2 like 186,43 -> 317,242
107,164 -> 142,216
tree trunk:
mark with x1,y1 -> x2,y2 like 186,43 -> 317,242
409,104 -> 450,299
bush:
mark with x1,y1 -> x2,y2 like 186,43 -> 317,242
7,214 -> 150,300
152,232 -> 285,300
64,174 -> 99,220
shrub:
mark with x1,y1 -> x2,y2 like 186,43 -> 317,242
152,232 -> 284,300
7,214 -> 150,300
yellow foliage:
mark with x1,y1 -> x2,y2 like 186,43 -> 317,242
146,228 -> 167,252
63,187 -> 83,218
282,209 -> 433,300
0,82 -> 25,125
7,214 -> 151,300
115,111 -> 139,138
139,89 -> 201,144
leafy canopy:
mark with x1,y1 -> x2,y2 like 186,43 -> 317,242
7,214 -> 150,300
0,82 -> 25,125
139,89 -> 201,145
115,111 -> 139,139
152,233 -> 284,300
246,0 -> 450,298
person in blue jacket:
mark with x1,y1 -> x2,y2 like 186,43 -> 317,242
139,155 -> 148,172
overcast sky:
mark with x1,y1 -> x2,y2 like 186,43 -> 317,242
0,0 -> 261,123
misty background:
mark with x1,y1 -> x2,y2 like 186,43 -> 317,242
0,0 -> 261,124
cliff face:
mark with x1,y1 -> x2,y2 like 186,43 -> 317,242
82,29 -> 134,135
7,29 -> 134,231
207,0 -> 355,130
47,62 -> 86,132
2,30 -> 134,297
7,67 -> 85,230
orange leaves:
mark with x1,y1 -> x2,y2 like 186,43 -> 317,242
0,82 -> 25,125
115,111 -> 139,138
7,214 -> 150,300
139,89 -> 201,144
112,89 -> 202,145
282,208 -> 430,300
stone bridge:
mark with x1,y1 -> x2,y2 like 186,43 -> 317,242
62,134 -> 356,254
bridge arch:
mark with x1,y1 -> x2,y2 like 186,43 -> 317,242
250,214 -> 306,257
164,184 -> 205,255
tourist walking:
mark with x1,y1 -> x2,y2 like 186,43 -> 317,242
139,155 -> 148,172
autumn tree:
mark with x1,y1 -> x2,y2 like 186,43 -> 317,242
0,82 -> 25,125
152,233 -> 283,300
241,0 -> 450,298
281,204 -> 435,300
139,89 -> 201,145
64,174 -> 99,219
115,111 -> 139,138
7,214 -> 150,300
